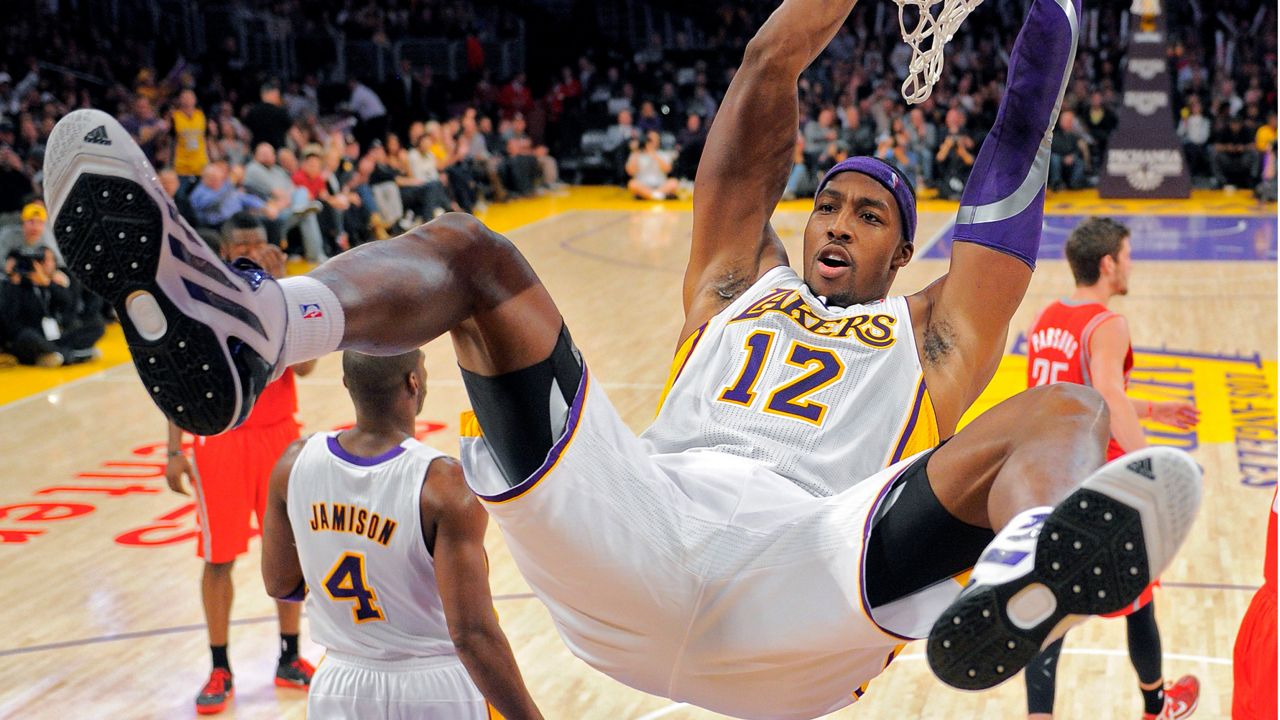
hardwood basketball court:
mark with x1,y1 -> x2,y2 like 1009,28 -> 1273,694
0,188 -> 1274,719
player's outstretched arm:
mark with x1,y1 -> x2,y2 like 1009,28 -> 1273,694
909,0 -> 1080,433
682,0 -> 863,341
261,440 -> 307,600
1088,316 -> 1153,453
427,458 -> 544,720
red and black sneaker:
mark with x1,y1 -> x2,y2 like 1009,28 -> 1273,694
195,668 -> 234,715
275,656 -> 315,690
1152,674 -> 1200,720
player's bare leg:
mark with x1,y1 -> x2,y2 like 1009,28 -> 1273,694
273,599 -> 313,689
43,112 -> 572,483
196,561 -> 235,713
201,561 -> 233,648
276,599 -> 300,638
926,384 -> 1110,530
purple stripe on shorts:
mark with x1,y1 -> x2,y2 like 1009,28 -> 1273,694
859,464 -> 919,642
327,435 -> 407,466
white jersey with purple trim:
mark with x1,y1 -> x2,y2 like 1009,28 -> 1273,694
287,432 -> 455,661
644,264 -> 939,495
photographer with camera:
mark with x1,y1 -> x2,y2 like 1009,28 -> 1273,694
1,244 -> 104,367
0,202 -> 63,266
875,116 -> 918,182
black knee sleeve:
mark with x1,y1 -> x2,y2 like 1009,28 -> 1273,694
865,447 -> 996,608
460,324 -> 584,487
1025,637 -> 1065,714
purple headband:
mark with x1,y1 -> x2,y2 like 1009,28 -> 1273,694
815,156 -> 917,245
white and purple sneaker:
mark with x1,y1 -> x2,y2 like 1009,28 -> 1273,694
43,109 -> 285,435
927,446 -> 1202,690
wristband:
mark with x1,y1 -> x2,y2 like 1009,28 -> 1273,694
167,450 -> 184,458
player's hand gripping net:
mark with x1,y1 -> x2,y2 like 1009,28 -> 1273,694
895,0 -> 985,104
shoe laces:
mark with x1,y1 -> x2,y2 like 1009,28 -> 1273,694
202,668 -> 231,695
285,656 -> 315,677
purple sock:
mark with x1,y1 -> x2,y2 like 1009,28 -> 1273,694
953,0 -> 1082,268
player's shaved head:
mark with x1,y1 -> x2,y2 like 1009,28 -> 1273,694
342,349 -> 426,413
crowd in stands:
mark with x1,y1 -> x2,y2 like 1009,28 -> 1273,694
0,0 -> 1275,366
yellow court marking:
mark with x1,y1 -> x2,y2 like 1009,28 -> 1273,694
0,324 -> 132,406
962,348 -> 1278,472
0,187 -> 1270,408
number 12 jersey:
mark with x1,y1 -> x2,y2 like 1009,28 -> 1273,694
644,265 -> 939,496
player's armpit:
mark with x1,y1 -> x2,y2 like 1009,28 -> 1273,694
910,244 -> 1030,431
685,0 -> 863,330
679,223 -> 787,345
261,438 -> 308,599
427,458 -> 544,720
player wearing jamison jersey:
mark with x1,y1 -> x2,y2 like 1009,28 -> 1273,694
261,350 -> 542,720
1024,218 -> 1201,720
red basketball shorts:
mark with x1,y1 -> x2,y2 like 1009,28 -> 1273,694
1233,583 -> 1277,719
191,419 -> 300,563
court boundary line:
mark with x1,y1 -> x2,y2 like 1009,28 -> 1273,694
0,581 -> 1254,659
0,593 -> 536,658
0,361 -> 134,414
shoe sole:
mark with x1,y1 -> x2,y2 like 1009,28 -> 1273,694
274,677 -> 310,690
52,173 -> 246,435
45,110 -> 275,436
926,447 -> 1202,691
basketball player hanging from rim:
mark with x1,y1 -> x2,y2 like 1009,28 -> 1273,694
44,0 -> 1204,718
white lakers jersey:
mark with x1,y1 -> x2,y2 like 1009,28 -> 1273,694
644,265 -> 939,496
288,432 -> 455,661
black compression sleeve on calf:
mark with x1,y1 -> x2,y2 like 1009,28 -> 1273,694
1126,601 -> 1165,705
461,324 -> 584,488
1025,637 -> 1065,714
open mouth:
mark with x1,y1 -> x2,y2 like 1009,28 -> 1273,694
816,246 -> 852,278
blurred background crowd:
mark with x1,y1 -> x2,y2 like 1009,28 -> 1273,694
0,0 -> 1275,365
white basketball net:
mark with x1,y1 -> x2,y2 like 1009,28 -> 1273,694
895,0 -> 985,105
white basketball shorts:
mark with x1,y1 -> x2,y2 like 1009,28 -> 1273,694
460,367 -> 925,720
307,652 -> 490,720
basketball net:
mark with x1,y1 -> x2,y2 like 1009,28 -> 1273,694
895,0 -> 985,105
